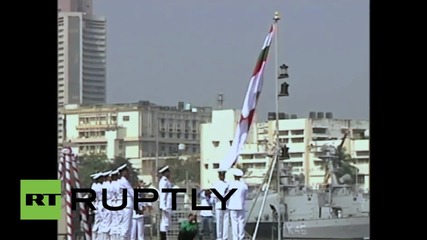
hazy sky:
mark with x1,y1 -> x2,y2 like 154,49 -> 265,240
94,0 -> 369,120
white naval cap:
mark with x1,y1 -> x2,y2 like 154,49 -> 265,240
117,163 -> 127,171
101,170 -> 112,177
90,173 -> 102,179
233,168 -> 244,177
217,168 -> 227,173
158,165 -> 169,173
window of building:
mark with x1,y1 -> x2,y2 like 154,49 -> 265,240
177,133 -> 181,138
242,163 -> 266,169
291,138 -> 304,143
356,151 -> 369,156
290,162 -> 303,167
169,133 -> 173,138
290,152 -> 303,158
123,116 -> 130,121
185,134 -> 189,139
312,128 -> 327,134
356,174 -> 365,184
213,163 -> 219,169
212,141 -> 219,147
291,130 -> 304,135
356,158 -> 369,164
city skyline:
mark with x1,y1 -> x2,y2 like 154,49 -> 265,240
93,0 -> 369,120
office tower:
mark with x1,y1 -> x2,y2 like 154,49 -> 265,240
58,0 -> 107,145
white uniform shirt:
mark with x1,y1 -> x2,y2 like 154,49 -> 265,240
118,176 -> 134,209
91,182 -> 102,211
132,198 -> 152,219
199,191 -> 214,217
106,181 -> 114,205
159,176 -> 172,210
211,180 -> 229,210
226,180 -> 248,210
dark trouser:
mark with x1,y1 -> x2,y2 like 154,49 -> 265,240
178,230 -> 198,240
200,216 -> 214,238
160,231 -> 167,240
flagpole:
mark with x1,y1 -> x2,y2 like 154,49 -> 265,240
273,11 -> 282,240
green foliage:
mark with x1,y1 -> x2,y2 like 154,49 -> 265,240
109,156 -> 140,187
160,157 -> 201,184
77,153 -> 110,188
320,147 -> 360,184
77,153 -> 140,188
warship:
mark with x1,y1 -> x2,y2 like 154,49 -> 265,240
243,141 -> 370,239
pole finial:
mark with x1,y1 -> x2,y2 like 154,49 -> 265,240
273,11 -> 280,21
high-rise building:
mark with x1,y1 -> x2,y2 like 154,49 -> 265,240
57,0 -> 107,146
58,12 -> 107,105
58,0 -> 93,14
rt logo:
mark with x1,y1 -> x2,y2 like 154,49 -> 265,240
20,180 -> 62,220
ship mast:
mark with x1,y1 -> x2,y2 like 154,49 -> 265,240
273,11 -> 282,240
250,11 -> 290,240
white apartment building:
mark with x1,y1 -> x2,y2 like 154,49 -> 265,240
58,5 -> 107,146
200,110 -> 369,190
62,101 -> 212,179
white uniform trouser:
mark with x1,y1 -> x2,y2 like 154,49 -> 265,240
215,209 -> 229,240
92,211 -> 101,240
99,204 -> 112,240
93,201 -> 103,240
160,209 -> 172,232
119,207 -> 133,240
110,201 -> 122,240
130,216 -> 144,240
230,210 -> 245,240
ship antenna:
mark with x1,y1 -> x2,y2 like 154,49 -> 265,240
217,93 -> 224,110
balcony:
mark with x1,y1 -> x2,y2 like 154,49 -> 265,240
76,123 -> 117,130
123,136 -> 141,142
68,137 -> 107,143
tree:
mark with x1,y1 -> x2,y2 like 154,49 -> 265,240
320,147 -> 359,185
160,156 -> 201,184
335,149 -> 359,183
77,153 -> 111,188
77,154 -> 141,188
108,156 -> 140,187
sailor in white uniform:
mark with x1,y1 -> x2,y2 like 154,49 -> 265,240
158,165 -> 172,240
198,188 -> 215,238
226,168 -> 248,240
117,164 -> 135,240
109,170 -> 121,240
130,182 -> 152,240
91,172 -> 104,240
212,169 -> 230,240
99,170 -> 113,240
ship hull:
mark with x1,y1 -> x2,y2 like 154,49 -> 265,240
245,216 -> 369,239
